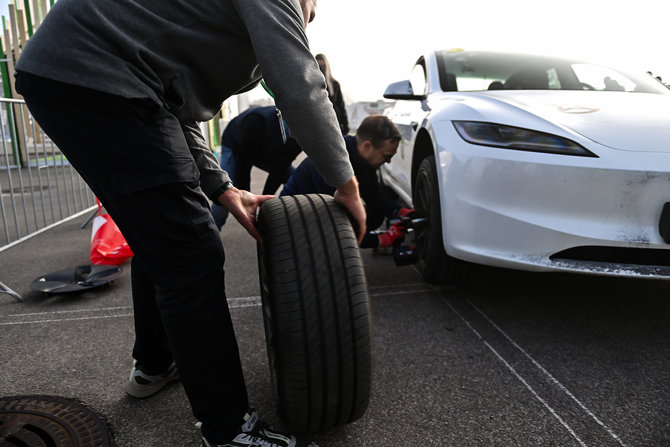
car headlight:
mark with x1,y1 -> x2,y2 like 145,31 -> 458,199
452,121 -> 597,157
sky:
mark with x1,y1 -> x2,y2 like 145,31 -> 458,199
2,0 -> 669,102
306,0 -> 670,101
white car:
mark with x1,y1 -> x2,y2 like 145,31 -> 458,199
380,49 -> 670,284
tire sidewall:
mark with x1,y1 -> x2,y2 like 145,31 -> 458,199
414,156 -> 448,282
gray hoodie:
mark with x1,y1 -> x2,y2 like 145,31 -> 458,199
16,0 -> 353,199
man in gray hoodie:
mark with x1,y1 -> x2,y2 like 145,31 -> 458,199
15,1 -> 366,446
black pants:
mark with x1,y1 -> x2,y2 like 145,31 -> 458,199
16,72 -> 248,442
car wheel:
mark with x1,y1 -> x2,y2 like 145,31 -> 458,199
256,194 -> 372,433
413,155 -> 469,284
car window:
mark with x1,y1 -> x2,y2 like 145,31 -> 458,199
435,50 -> 669,94
571,64 -> 636,92
409,60 -> 427,96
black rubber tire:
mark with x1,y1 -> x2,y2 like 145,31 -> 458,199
256,194 -> 372,434
413,156 -> 470,284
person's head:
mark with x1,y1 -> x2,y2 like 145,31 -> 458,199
315,53 -> 335,95
298,0 -> 317,27
315,53 -> 330,78
355,115 -> 402,169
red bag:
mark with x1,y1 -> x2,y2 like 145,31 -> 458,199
90,199 -> 133,265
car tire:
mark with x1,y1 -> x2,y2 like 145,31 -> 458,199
256,194 -> 372,433
413,155 -> 470,284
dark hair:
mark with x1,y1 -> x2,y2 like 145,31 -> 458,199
315,53 -> 335,96
355,115 -> 401,148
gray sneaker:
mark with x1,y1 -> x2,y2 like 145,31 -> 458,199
124,360 -> 179,398
201,409 -> 318,447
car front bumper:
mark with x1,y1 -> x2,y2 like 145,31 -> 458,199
436,138 -> 670,279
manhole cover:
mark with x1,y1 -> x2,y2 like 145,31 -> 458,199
0,395 -> 111,447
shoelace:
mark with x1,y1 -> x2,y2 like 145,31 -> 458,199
236,432 -> 284,447
249,422 -> 293,446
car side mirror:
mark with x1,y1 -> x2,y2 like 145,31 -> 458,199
383,80 -> 426,100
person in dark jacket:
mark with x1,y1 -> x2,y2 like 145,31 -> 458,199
315,53 -> 349,134
14,1 -> 367,446
282,114 -> 419,248
212,106 -> 302,228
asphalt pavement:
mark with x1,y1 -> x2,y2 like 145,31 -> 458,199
1,169 -> 669,446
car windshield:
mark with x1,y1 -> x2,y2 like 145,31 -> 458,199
435,50 -> 669,94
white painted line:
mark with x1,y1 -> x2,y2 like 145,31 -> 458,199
0,313 -> 134,326
0,297 -> 262,325
483,338 -> 588,447
227,296 -> 262,304
369,283 -> 440,297
368,282 -> 428,291
464,297 -> 629,447
441,297 -> 587,447
1,283 -> 432,326
3,306 -> 132,318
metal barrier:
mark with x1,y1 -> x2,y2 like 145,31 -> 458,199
0,97 -> 96,253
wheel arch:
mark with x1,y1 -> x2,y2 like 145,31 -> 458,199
410,127 -> 437,197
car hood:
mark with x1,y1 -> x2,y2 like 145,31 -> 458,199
476,91 -> 670,152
